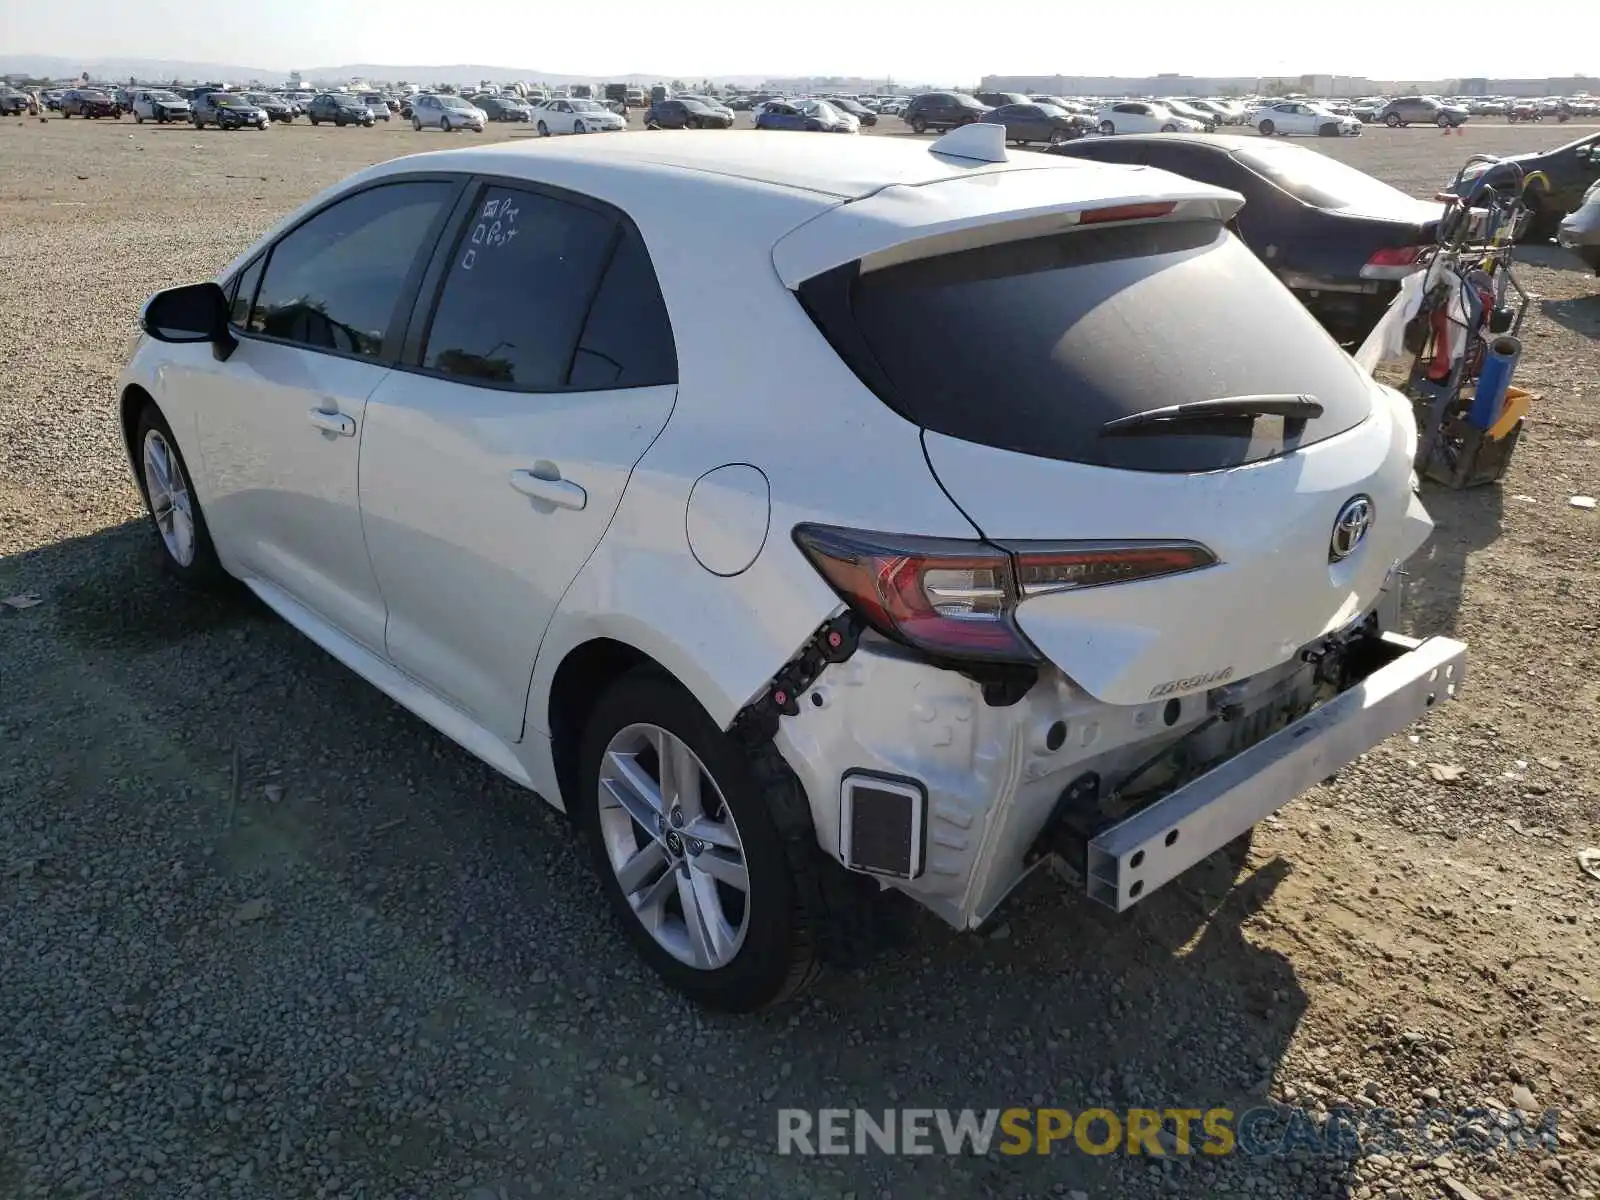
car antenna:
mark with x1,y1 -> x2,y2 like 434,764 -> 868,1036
929,122 -> 1008,164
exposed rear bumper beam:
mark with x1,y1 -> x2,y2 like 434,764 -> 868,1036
1085,632 -> 1466,911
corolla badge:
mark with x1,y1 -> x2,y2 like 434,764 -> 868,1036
1329,495 -> 1374,562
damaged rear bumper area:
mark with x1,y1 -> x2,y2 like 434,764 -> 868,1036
763,625 -> 1466,932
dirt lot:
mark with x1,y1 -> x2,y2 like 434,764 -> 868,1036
2,112 -> 1599,1200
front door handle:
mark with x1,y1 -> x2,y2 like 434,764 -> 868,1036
308,408 -> 355,437
509,468 -> 587,511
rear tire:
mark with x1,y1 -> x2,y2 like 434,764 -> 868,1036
1385,113 -> 1402,127
575,670 -> 825,1012
1318,123 -> 1339,137
910,116 -> 926,134
537,120 -> 548,136
1099,120 -> 1115,136
413,116 -> 422,131
1436,113 -> 1451,128
134,403 -> 225,587
1258,119 -> 1275,136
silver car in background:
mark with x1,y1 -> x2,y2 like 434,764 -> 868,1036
411,93 -> 487,132
1558,179 -> 1600,273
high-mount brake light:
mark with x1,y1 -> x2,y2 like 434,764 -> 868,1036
792,526 -> 1217,665
1077,201 -> 1179,226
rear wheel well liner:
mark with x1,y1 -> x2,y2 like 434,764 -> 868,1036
547,638 -> 657,808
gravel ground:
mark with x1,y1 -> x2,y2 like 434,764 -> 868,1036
2,112 -> 1599,1200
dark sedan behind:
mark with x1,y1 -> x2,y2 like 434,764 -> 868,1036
1049,133 -> 1441,344
645,98 -> 733,129
981,102 -> 1093,146
61,89 -> 120,119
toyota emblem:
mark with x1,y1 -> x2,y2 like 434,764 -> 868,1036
1329,495 -> 1374,562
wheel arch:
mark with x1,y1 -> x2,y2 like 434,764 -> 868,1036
120,382 -> 155,479
545,637 -> 659,810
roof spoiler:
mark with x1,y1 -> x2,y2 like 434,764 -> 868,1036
929,123 -> 1008,164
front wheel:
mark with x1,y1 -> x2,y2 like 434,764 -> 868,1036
1160,122 -> 1178,132
909,116 -> 927,134
1258,119 -> 1274,136
1099,120 -> 1115,136
134,112 -> 143,124
1384,113 -> 1402,127
440,116 -> 450,132
574,119 -> 586,133
1436,113 -> 1452,128
577,671 -> 826,1011
537,120 -> 548,136
135,404 -> 225,586
1318,123 -> 1339,137
309,116 -> 318,125
413,117 -> 422,131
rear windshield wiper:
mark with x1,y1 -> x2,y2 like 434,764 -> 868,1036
1099,394 -> 1324,437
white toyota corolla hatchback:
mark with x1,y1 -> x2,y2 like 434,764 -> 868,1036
120,126 -> 1466,1011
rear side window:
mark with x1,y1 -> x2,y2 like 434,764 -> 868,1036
421,186 -> 617,389
567,226 -> 677,389
800,220 -> 1372,473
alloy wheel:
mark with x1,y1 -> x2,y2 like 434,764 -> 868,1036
142,429 -> 196,567
597,723 -> 750,971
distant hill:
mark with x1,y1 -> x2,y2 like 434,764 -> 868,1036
0,54 -> 766,88
0,54 -> 281,84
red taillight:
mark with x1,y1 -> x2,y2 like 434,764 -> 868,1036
793,525 -> 1217,664
1077,201 -> 1178,226
1366,245 -> 1423,267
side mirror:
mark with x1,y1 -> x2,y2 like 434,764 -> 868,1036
140,282 -> 236,360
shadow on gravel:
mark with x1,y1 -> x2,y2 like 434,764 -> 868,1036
1406,483 -> 1505,637
1539,293 -> 1600,338
1517,243 -> 1600,276
3,518 -> 1340,1200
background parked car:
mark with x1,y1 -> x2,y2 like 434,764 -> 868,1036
1049,133 -> 1441,343
1449,131 -> 1600,241
1557,178 -> 1600,273
1095,101 -> 1204,135
972,91 -> 1030,109
1160,99 -> 1220,131
826,97 -> 878,127
308,93 -> 377,128
534,98 -> 625,136
411,93 -> 486,132
1379,96 -> 1468,128
798,98 -> 857,133
61,89 -> 120,119
980,103 -> 1093,146
1254,101 -> 1362,138
243,93 -> 295,123
673,95 -> 736,122
475,95 -> 533,122
130,89 -> 191,123
900,92 -> 990,134
643,98 -> 732,130
358,92 -> 393,122
755,99 -> 853,133
0,86 -> 30,116
191,92 -> 269,130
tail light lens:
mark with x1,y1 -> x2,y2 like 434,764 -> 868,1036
1366,246 -> 1424,268
1361,245 -> 1424,279
793,525 -> 1217,664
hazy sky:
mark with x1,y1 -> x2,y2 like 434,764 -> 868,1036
4,0 -> 1593,80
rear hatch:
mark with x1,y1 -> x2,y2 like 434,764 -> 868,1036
789,169 -> 1430,704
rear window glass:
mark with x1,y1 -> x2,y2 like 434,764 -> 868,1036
1231,144 -> 1420,211
804,220 -> 1372,473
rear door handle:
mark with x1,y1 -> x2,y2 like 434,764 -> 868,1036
509,468 -> 587,511
308,408 -> 356,437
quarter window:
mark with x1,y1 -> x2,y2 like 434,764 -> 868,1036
250,180 -> 452,357
420,186 -> 618,389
